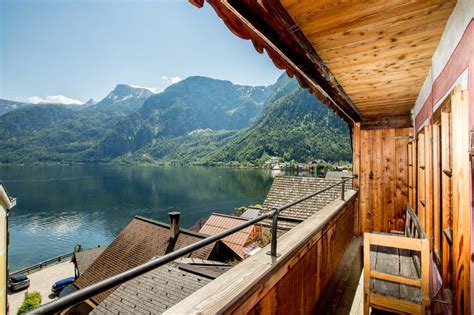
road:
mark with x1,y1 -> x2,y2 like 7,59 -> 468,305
8,261 -> 75,314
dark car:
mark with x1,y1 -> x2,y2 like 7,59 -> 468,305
51,277 -> 75,295
8,274 -> 30,292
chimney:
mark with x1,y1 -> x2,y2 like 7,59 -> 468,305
169,211 -> 181,239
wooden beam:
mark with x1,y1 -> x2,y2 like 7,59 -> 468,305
369,270 -> 421,287
360,114 -> 412,130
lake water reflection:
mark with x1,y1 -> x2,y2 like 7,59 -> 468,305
0,165 -> 274,270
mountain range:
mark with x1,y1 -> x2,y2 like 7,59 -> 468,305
0,74 -> 351,165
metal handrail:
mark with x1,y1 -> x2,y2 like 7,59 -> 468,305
29,177 -> 354,314
10,252 -> 74,276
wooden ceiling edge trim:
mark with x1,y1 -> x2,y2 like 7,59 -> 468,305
360,114 -> 413,130
189,0 -> 362,126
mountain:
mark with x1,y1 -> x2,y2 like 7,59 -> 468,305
202,81 -> 352,163
0,99 -> 32,116
90,84 -> 155,112
0,75 -> 351,165
97,76 -> 274,158
114,74 -> 351,164
84,98 -> 97,106
0,84 -> 154,164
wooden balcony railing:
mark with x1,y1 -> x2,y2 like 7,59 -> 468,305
166,190 -> 359,314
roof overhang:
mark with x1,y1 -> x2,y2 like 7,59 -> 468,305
0,184 -> 15,210
191,0 -> 455,129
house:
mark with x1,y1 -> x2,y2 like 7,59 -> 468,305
199,213 -> 261,259
72,246 -> 107,278
240,207 -> 261,220
260,176 -> 347,230
91,259 -> 231,314
0,184 -> 15,315
188,217 -> 208,232
166,1 -> 473,313
72,212 -> 237,313
325,170 -> 352,180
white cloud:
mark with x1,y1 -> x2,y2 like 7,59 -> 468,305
161,76 -> 183,84
27,95 -> 84,105
128,84 -> 162,93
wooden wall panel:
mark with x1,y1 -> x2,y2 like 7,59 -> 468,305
355,127 -> 411,233
441,105 -> 453,289
417,131 -> 426,227
408,141 -> 414,206
424,125 -> 433,245
450,88 -> 471,314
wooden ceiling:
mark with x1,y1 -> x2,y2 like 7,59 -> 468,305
280,0 -> 456,118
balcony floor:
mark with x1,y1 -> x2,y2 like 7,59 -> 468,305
316,236 -> 364,314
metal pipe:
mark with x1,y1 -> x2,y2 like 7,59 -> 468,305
29,210 -> 276,314
270,208 -> 279,257
341,180 -> 345,201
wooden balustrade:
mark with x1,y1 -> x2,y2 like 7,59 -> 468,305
166,190 -> 358,314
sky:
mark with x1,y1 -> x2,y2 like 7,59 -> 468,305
0,0 -> 283,104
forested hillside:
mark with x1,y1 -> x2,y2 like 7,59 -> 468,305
0,75 -> 351,165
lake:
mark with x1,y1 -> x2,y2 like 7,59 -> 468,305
1,165 -> 275,270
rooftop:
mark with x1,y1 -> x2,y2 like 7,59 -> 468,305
74,216 -> 223,305
240,207 -> 261,220
325,171 -> 353,180
199,213 -> 259,259
91,265 -> 212,315
91,259 -> 232,315
74,246 -> 107,277
261,176 -> 347,230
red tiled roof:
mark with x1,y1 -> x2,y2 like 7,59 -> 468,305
199,213 -> 258,259
75,216 -> 217,305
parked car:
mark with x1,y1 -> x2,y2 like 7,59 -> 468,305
8,274 -> 30,292
51,277 -> 75,295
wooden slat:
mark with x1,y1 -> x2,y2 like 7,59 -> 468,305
368,233 -> 423,251
450,87 -> 470,313
423,125 -> 433,246
399,249 -> 422,303
440,100 -> 452,289
370,270 -> 421,287
370,293 -> 422,314
432,123 -> 442,265
372,245 -> 400,298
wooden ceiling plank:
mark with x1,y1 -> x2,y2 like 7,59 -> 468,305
323,41 -> 440,70
300,0 -> 454,39
337,64 -> 430,78
318,23 -> 447,60
327,49 -> 436,70
289,0 -> 413,32
314,6 -> 453,52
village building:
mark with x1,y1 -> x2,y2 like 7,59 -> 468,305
239,207 -> 261,220
72,246 -> 107,279
260,176 -> 348,230
0,184 -> 15,315
325,170 -> 353,180
198,213 -> 261,259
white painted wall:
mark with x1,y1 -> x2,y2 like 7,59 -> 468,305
412,0 -> 474,119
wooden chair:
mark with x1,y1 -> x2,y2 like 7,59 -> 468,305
364,205 -> 430,314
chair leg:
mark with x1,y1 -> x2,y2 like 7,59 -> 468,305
364,294 -> 370,315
